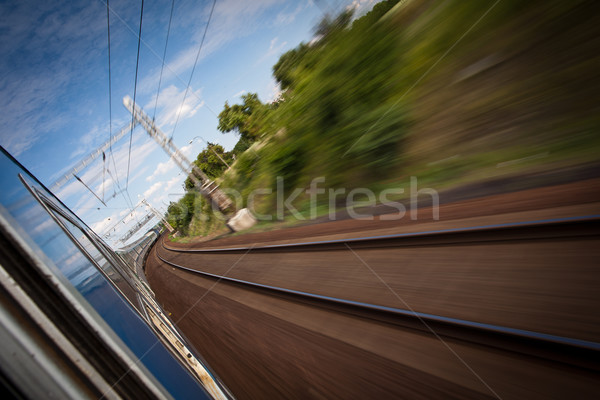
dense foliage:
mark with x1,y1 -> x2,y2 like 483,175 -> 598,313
167,0 -> 600,236
184,143 -> 233,190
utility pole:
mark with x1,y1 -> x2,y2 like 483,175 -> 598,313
50,122 -> 135,192
102,202 -> 144,239
141,198 -> 174,233
123,96 -> 233,212
120,213 -> 155,243
123,96 -> 256,232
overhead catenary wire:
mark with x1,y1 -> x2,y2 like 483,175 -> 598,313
152,0 -> 176,122
102,0 -> 219,118
101,0 -> 217,234
125,188 -> 140,225
126,0 -> 145,189
105,0 -> 123,198
103,0 -> 138,217
105,166 -> 136,214
71,162 -> 136,214
102,152 -> 106,201
74,174 -> 107,207
105,0 -> 111,200
169,0 -> 217,141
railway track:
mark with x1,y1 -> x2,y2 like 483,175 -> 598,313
149,215 -> 600,398
162,214 -> 599,253
156,244 -> 599,371
156,215 -> 600,338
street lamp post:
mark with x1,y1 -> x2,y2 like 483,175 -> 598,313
189,136 -> 231,169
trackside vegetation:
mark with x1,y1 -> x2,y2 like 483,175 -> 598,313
167,0 -> 600,238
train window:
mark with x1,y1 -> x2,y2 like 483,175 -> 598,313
17,173 -> 148,315
50,209 -> 143,313
0,148 -> 215,398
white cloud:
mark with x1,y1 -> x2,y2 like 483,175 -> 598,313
197,0 -> 284,60
146,160 -> 174,182
164,175 -> 181,192
253,37 -> 288,67
91,215 -> 117,237
146,85 -> 204,127
148,175 -> 183,206
31,218 -> 57,236
143,175 -> 181,203
91,204 -> 148,243
138,46 -> 202,95
268,37 -> 288,56
138,0 -> 284,97
127,165 -> 150,187
55,133 -> 158,205
0,1 -> 106,156
69,125 -> 103,160
144,181 -> 163,199
73,196 -> 106,220
275,2 -> 307,25
346,0 -> 386,18
145,143 -> 193,182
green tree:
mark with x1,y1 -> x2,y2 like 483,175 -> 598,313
184,142 -> 233,190
314,9 -> 353,39
166,192 -> 196,235
231,135 -> 253,155
217,93 -> 266,141
272,43 -> 310,91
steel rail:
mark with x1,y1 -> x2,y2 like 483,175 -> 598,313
163,214 -> 600,253
155,241 -> 600,372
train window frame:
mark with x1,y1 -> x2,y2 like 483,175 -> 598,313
17,173 -> 147,316
0,184 -> 175,399
16,173 -> 227,395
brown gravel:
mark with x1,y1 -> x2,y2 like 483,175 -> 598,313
147,177 -> 600,399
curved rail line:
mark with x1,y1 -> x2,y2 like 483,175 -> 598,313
163,214 -> 600,253
155,237 -> 600,372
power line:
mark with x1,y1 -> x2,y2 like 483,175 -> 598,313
126,0 -> 145,189
105,3 -> 135,215
106,0 -> 116,196
101,0 -> 219,118
169,0 -> 217,140
106,167 -> 137,213
125,188 -> 140,225
106,0 -> 112,170
74,174 -> 107,207
152,0 -> 175,122
106,0 -> 125,198
102,153 -> 106,201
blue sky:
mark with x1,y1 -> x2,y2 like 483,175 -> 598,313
0,0 -> 382,247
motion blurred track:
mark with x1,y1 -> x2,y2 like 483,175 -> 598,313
147,216 -> 600,399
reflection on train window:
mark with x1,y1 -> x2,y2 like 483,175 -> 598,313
17,171 -> 145,317
49,208 -> 142,314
